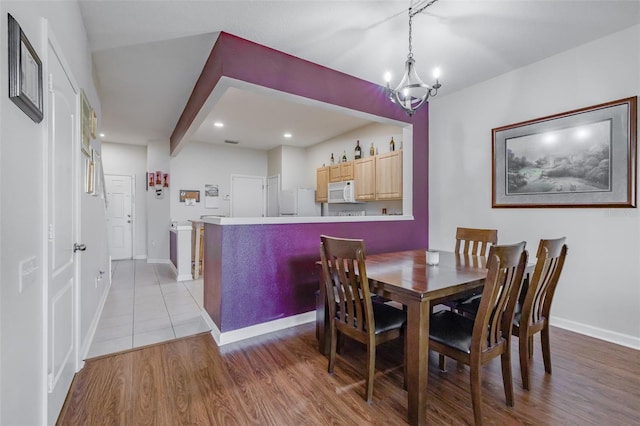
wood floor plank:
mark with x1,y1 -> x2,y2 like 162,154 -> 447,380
58,326 -> 640,425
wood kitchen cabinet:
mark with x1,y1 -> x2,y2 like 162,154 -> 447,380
375,151 -> 402,200
316,166 -> 329,202
329,161 -> 354,182
354,157 -> 376,200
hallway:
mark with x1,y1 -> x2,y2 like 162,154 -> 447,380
86,260 -> 210,359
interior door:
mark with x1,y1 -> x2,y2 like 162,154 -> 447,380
105,175 -> 133,259
266,174 -> 280,217
46,38 -> 79,425
230,175 -> 265,218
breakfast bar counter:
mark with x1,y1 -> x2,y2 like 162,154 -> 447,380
199,214 -> 422,345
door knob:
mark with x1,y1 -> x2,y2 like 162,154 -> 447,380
127,220 -> 131,223
73,243 -> 87,252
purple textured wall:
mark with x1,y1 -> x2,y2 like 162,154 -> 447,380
189,33 -> 429,332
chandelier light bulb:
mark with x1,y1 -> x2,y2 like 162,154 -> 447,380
384,0 -> 442,116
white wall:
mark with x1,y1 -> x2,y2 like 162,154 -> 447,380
170,142 -> 268,222
281,145 -> 309,190
102,142 -> 148,259
0,1 -> 108,424
429,25 -> 640,348
147,140 -> 171,262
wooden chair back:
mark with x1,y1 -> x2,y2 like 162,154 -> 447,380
474,241 -> 528,353
455,227 -> 498,257
513,237 -> 568,390
319,235 -> 373,340
520,237 -> 568,330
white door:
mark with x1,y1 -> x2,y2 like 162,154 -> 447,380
105,175 -> 133,259
230,175 -> 265,218
266,174 -> 280,217
46,38 -> 80,425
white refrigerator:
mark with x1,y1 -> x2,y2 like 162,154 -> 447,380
279,188 -> 320,216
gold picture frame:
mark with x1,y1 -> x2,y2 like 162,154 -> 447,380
81,90 -> 92,156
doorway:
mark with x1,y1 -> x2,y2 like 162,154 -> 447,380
230,175 -> 266,218
105,175 -> 133,260
266,174 -> 280,217
45,33 -> 80,425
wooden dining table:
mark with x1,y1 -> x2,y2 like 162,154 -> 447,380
317,249 -> 493,426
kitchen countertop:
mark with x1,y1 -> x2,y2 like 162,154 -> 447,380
200,214 -> 413,226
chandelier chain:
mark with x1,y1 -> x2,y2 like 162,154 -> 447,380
407,0 -> 439,58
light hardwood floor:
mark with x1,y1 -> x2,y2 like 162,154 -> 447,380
60,323 -> 639,425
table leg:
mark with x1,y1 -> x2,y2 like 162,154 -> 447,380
317,270 -> 328,355
406,299 -> 430,425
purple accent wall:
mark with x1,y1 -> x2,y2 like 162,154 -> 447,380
169,231 -> 177,268
181,33 -> 429,333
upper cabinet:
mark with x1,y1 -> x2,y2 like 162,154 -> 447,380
375,151 -> 402,200
316,166 -> 329,202
354,157 -> 376,201
329,161 -> 354,182
316,151 -> 402,202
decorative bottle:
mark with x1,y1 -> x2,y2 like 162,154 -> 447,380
354,140 -> 361,160
330,153 -> 335,165
342,150 -> 347,163
370,143 -> 375,156
390,136 -> 395,152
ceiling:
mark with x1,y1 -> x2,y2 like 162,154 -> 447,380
78,0 -> 640,150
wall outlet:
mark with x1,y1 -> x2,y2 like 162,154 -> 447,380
19,256 -> 38,293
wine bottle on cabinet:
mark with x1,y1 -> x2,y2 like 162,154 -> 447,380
370,143 -> 375,156
390,136 -> 395,152
342,150 -> 347,162
354,140 -> 361,159
330,153 -> 335,165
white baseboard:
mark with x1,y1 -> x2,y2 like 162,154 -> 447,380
80,276 -> 112,361
168,260 -> 193,281
205,311 -> 316,346
134,254 -> 147,260
147,258 -> 171,264
551,316 -> 640,350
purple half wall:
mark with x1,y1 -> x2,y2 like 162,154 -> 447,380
174,32 -> 430,333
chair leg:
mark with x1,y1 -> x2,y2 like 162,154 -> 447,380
365,339 -> 376,403
328,325 -> 337,374
541,326 -> 553,375
501,349 -> 514,406
403,330 -> 408,390
528,335 -> 534,359
519,333 -> 531,391
438,354 -> 447,372
469,358 -> 484,426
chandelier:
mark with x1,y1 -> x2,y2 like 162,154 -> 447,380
385,0 -> 442,116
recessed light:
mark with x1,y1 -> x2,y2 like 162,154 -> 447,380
283,133 -> 292,138
99,133 -> 105,138
214,122 -> 224,128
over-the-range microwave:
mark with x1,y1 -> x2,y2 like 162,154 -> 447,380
328,180 -> 358,203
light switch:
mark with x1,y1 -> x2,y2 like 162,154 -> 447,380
19,256 -> 38,293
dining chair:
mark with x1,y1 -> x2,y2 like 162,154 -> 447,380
456,237 -> 568,390
429,241 -> 527,426
512,237 -> 568,390
319,235 -> 406,403
438,227 -> 498,310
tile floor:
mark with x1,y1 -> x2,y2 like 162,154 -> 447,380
86,259 -> 211,359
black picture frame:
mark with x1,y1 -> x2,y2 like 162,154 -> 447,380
492,97 -> 637,208
8,14 -> 43,123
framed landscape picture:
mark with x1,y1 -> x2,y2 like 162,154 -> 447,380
492,97 -> 637,208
